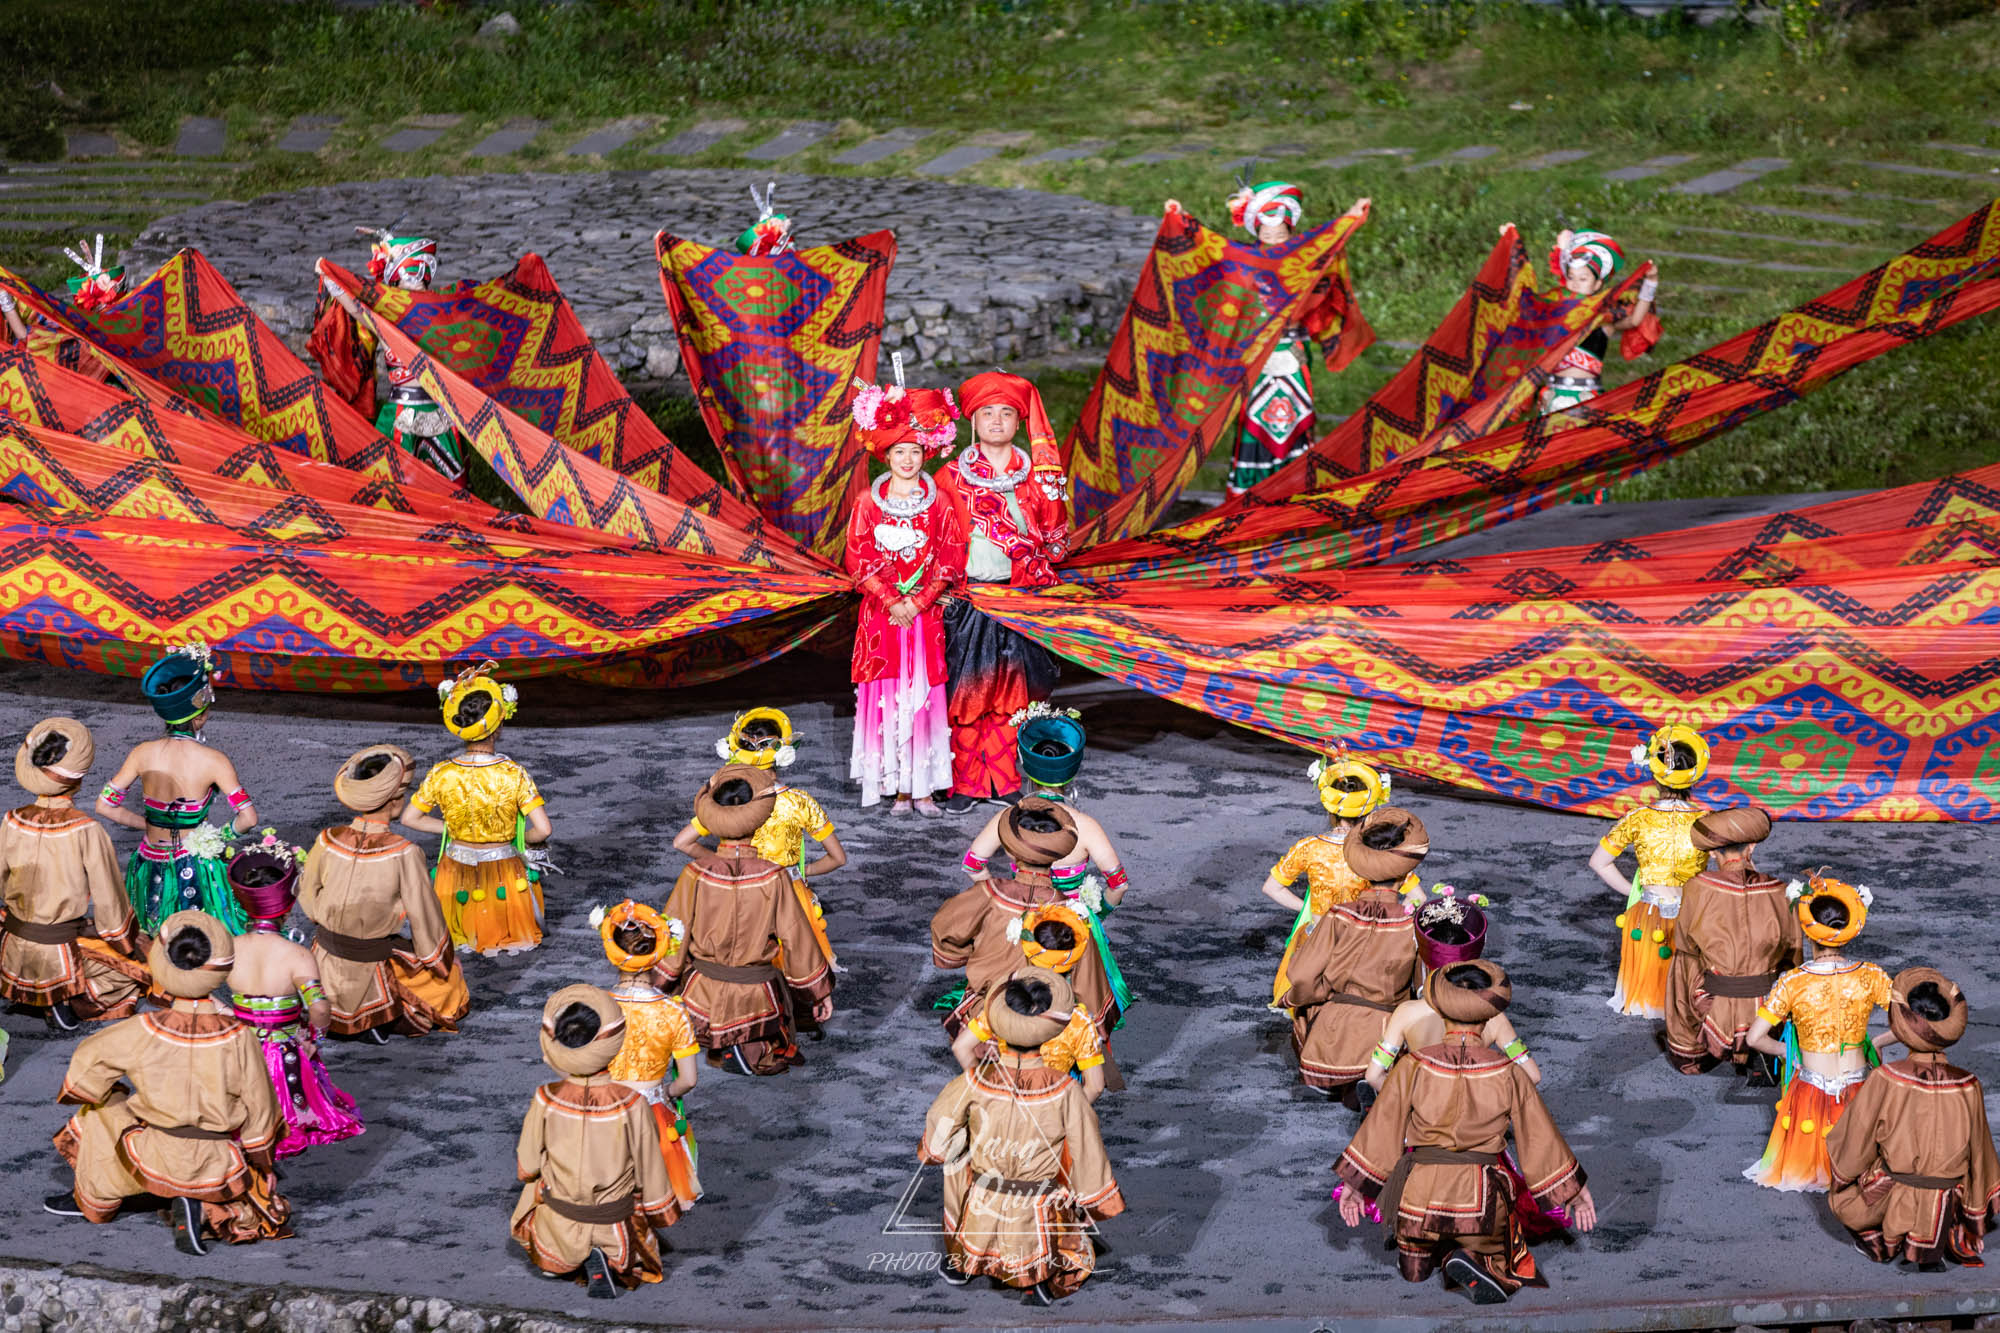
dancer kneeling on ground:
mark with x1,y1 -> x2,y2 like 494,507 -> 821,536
1664,804 -> 1798,1083
512,985 -> 683,1298
656,765 -> 834,1076
0,717 -> 148,1031
46,910 -> 291,1254
1828,967 -> 2000,1268
921,970 -> 1125,1306
1280,806 -> 1426,1109
1337,960 -> 1595,1305
299,746 -> 470,1041
1261,756 -> 1396,1010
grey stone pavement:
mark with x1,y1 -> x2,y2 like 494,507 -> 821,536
0,494 -> 1996,1332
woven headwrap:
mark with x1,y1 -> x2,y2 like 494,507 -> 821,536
1344,806 -> 1430,884
984,965 -> 1073,1049
149,910 -> 236,999
1889,966 -> 1968,1053
438,660 -> 516,742
1691,804 -> 1772,851
598,900 -> 680,973
693,763 -> 779,841
1018,902 -> 1092,974
958,369 -> 1062,483
1312,756 -> 1389,820
335,744 -> 414,813
1428,959 -> 1512,1025
1635,722 -> 1708,791
539,984 -> 628,1077
996,797 -> 1079,868
1551,229 -> 1625,283
15,717 -> 92,796
1795,873 -> 1869,948
1228,180 -> 1304,236
716,707 -> 797,769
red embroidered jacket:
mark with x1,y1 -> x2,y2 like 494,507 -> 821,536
842,476 -> 966,685
936,445 -> 1068,589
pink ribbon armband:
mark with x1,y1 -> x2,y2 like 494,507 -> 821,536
962,850 -> 988,876
226,788 -> 252,812
99,784 -> 126,807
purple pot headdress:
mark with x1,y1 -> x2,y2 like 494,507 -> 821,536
1414,885 -> 1488,969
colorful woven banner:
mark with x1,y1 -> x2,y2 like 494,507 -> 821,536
1063,206 -> 1370,545
1070,202 -> 2000,583
320,255 -> 764,531
656,229 -> 896,560
976,463 -> 2000,821
355,307 -> 832,576
0,251 -> 403,477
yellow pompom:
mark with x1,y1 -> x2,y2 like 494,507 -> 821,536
1651,929 -> 1666,943
1781,1115 -> 1792,1130
471,888 -> 487,903
1800,1118 -> 1816,1134
1823,1122 -> 1835,1137
1614,913 -> 1627,929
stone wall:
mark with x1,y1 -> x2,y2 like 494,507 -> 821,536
120,169 -> 1158,390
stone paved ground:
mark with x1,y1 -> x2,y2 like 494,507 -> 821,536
118,170 -> 1157,383
1,495 -> 1997,1332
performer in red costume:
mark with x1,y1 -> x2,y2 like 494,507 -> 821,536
936,370 -> 1068,810
842,359 -> 966,815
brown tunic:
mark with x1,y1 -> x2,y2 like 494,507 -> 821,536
53,997 -> 291,1242
1666,866 -> 1801,1065
1338,1034 -> 1586,1291
930,871 -> 1117,1042
920,1052 -> 1126,1296
655,849 -> 834,1049
1281,888 -> 1418,1090
1828,1054 -> 2000,1265
510,1074 -> 681,1287
0,800 -> 147,1016
297,826 -> 469,1036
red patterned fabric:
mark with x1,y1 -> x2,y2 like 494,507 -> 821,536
951,713 -> 1021,800
842,478 -> 964,685
937,446 -> 1067,589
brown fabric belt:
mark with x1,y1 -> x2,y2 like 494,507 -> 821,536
1326,991 -> 1398,1014
974,1174 -> 1055,1198
688,956 -> 781,985
1888,1170 -> 1961,1191
144,1122 -> 233,1142
2,915 -> 85,945
540,1189 -> 636,1225
314,925 -> 399,964
1377,1147 -> 1505,1225
1702,969 -> 1779,999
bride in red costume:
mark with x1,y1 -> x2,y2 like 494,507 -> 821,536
843,362 -> 967,816
936,371 -> 1069,809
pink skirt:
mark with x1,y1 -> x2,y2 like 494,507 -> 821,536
851,615 -> 952,806
235,1002 -> 365,1159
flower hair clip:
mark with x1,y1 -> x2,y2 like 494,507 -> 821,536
172,639 -> 216,676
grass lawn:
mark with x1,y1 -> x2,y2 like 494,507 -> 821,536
4,0 -> 1998,502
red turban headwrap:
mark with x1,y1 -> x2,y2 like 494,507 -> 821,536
958,371 -> 1064,484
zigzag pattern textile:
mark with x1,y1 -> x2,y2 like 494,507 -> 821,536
0,252 -> 414,483
323,255 -> 769,538
1063,206 -> 1370,546
655,229 -> 896,562
1237,226 -> 1646,495
1069,203 -> 2000,583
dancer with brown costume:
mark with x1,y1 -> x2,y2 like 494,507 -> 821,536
1664,805 -> 1799,1082
298,746 -> 470,1042
511,985 -> 682,1298
1280,806 -> 1425,1108
0,718 -> 147,1030
921,971 -> 1125,1305
46,911 -> 291,1254
655,765 -> 834,1076
1337,960 -> 1596,1305
1828,967 -> 2000,1268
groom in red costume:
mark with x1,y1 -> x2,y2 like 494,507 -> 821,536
936,371 -> 1069,810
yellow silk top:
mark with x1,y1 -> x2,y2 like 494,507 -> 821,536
409,754 -> 544,845
1272,832 -> 1369,915
968,1005 -> 1106,1075
1757,959 -> 1892,1054
694,786 -> 833,873
1598,801 -> 1708,890
607,984 -> 700,1085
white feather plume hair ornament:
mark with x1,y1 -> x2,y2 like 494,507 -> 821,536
586,904 -> 607,930
714,736 -> 733,760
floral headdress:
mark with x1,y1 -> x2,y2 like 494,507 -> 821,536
62,234 -> 126,310
357,225 -> 439,290
851,352 -> 960,456
715,707 -> 799,769
1787,870 -> 1873,948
